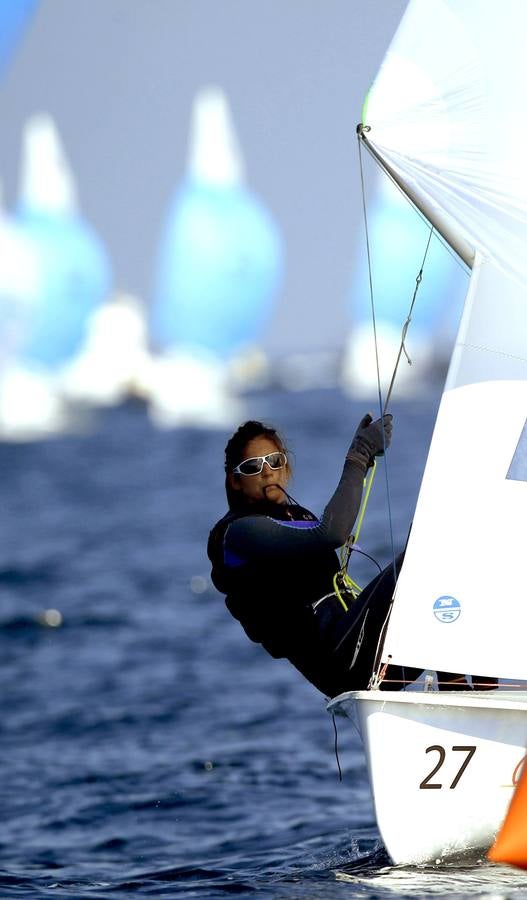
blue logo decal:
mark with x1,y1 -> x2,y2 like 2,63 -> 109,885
433,596 -> 461,623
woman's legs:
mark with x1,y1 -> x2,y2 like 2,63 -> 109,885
329,553 -> 421,693
326,554 -> 499,695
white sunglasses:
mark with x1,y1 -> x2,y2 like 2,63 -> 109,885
232,451 -> 287,476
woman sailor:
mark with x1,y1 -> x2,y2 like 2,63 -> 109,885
207,413 -> 422,697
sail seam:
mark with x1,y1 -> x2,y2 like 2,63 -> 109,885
455,343 -> 527,364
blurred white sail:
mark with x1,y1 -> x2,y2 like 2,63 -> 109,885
188,85 -> 245,188
18,112 -> 78,216
60,293 -> 152,406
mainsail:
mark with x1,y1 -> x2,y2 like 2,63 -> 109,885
364,0 -> 527,680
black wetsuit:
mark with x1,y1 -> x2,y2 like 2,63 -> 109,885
208,458 -> 419,697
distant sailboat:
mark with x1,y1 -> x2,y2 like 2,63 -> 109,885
0,113 -> 112,439
149,85 -> 283,428
16,113 -> 111,373
0,175 -> 68,438
329,0 -> 527,865
0,179 -> 36,360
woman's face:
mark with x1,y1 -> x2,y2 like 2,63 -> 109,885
228,435 -> 290,504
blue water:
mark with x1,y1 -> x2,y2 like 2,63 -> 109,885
2,388 -> 526,898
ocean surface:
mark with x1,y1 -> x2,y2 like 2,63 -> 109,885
2,386 -> 526,899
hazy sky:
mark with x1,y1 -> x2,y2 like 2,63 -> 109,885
0,0 -> 408,356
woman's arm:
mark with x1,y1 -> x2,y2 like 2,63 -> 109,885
225,414 -> 392,563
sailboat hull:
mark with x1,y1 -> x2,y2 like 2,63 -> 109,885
328,690 -> 527,865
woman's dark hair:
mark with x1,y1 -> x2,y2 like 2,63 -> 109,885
224,420 -> 292,509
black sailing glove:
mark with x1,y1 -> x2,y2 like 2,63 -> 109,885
346,413 -> 393,470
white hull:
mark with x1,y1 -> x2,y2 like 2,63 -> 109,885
328,690 -> 527,865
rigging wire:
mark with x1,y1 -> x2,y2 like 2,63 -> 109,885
356,128 -> 435,687
383,227 -> 434,411
357,133 -> 398,582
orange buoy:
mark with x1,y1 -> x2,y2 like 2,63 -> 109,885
488,756 -> 527,867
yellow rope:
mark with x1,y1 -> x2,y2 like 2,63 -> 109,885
353,459 -> 377,545
333,461 -> 378,610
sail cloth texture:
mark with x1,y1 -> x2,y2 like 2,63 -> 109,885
364,0 -> 527,288
365,0 -> 527,680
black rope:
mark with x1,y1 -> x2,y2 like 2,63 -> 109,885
348,545 -> 382,575
263,484 -> 301,505
332,713 -> 343,782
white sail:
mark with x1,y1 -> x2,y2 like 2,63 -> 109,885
363,0 -> 527,286
385,258 -> 527,678
362,0 -> 527,680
